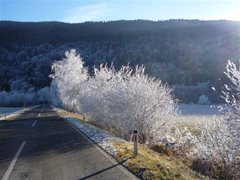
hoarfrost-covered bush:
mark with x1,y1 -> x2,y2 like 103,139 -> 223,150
50,49 -> 178,143
190,60 -> 240,179
224,60 -> 240,146
170,127 -> 198,150
85,64 -> 178,143
193,117 -> 239,179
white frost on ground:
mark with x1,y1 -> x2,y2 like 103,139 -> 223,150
66,118 -> 125,157
0,105 -> 39,120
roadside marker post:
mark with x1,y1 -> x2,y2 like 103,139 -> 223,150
133,129 -> 138,157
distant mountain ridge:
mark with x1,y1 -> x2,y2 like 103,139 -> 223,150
1,20 -> 239,44
0,20 -> 239,103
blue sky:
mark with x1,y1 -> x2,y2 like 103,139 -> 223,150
0,0 -> 240,23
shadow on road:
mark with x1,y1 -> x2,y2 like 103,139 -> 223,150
78,157 -> 131,180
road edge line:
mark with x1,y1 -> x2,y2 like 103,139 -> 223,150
63,118 -> 138,179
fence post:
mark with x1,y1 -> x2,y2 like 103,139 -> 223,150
133,129 -> 138,157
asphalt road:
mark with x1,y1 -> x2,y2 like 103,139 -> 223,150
0,106 -> 137,180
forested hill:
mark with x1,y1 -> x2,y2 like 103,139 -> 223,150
0,20 -> 239,44
0,20 -> 240,103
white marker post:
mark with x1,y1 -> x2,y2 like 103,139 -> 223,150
133,129 -> 138,157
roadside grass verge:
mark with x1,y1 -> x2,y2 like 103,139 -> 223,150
56,109 -> 89,121
113,141 -> 206,180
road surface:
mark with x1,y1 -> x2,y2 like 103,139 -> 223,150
0,105 -> 137,180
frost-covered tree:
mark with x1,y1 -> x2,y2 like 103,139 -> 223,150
223,60 -> 240,148
50,49 -> 89,110
191,60 -> 240,179
50,49 -> 178,143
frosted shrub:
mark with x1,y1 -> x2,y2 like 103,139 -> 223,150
224,60 -> 240,146
193,117 -> 239,179
50,49 -> 178,143
86,65 -> 177,143
168,126 -> 198,153
191,60 -> 240,179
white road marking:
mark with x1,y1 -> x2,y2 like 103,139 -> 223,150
2,141 -> 26,180
32,120 -> 37,128
38,113 -> 40,117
